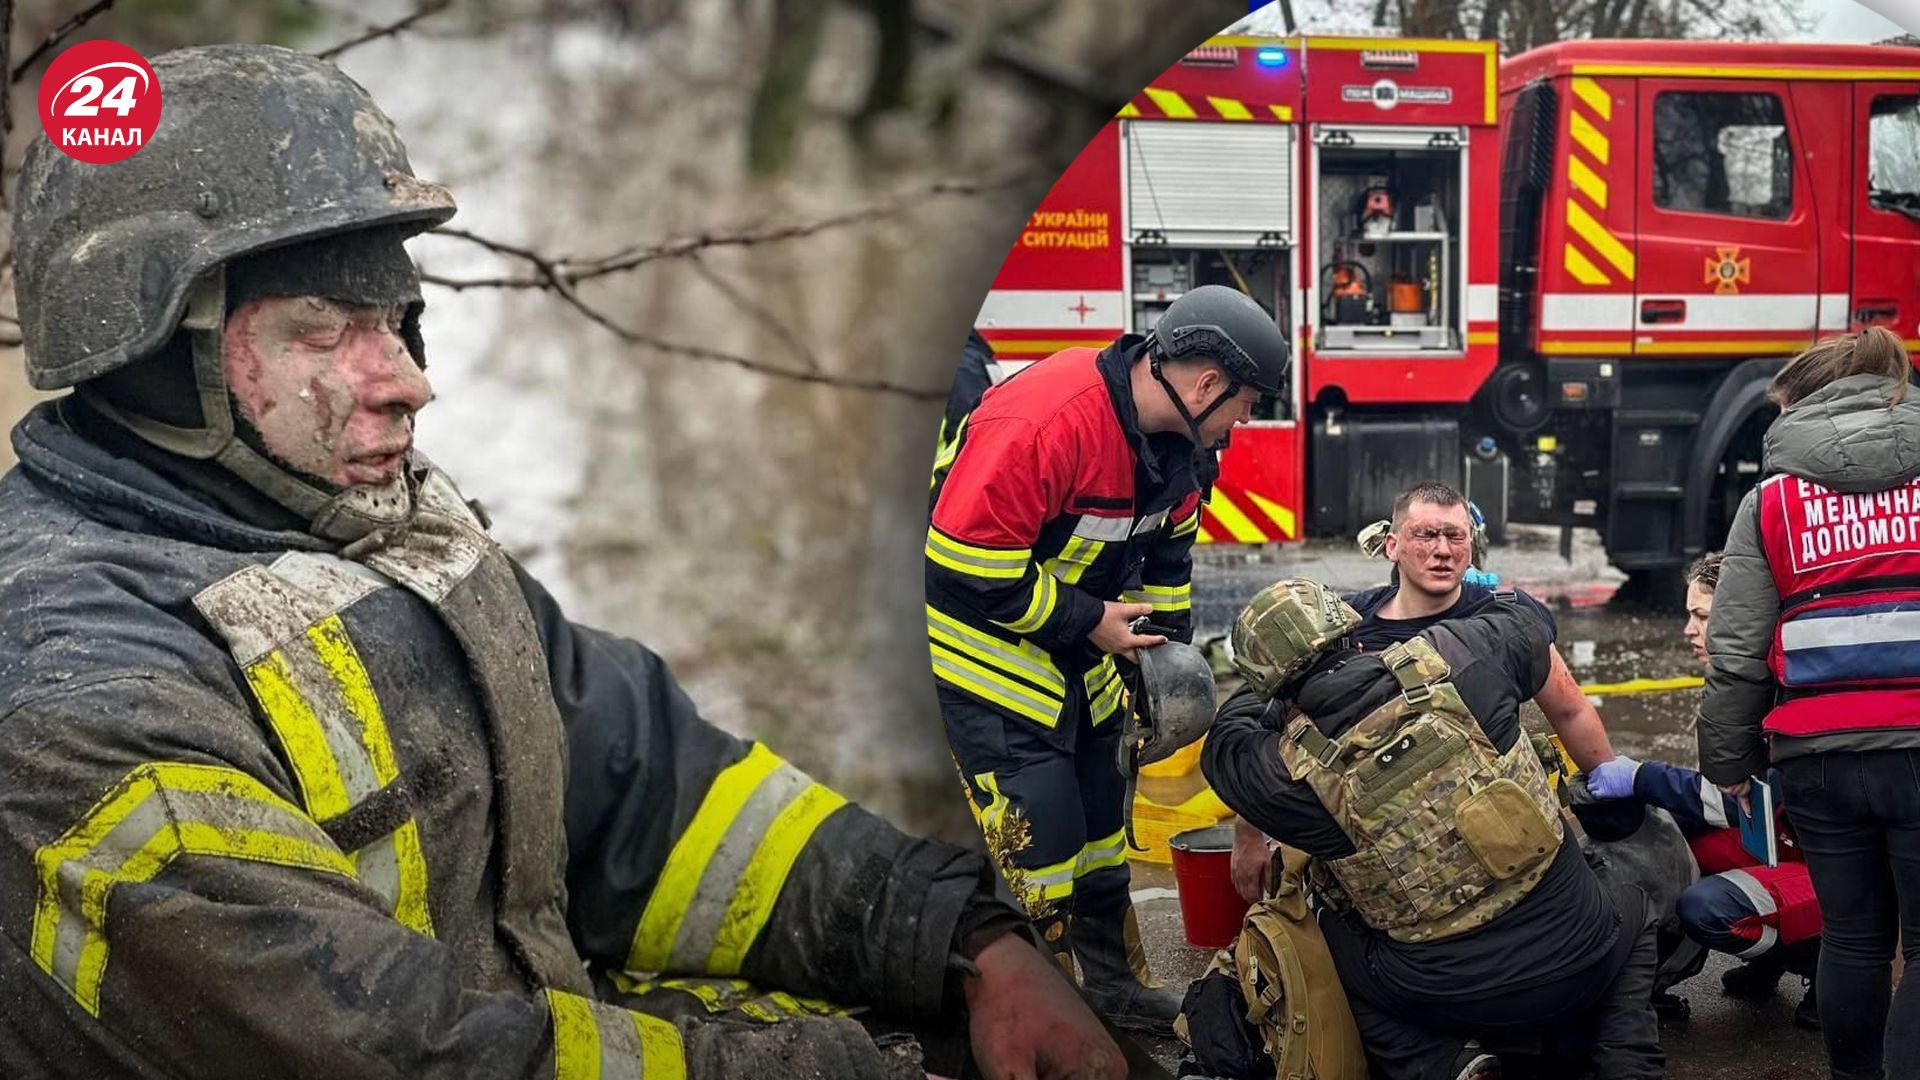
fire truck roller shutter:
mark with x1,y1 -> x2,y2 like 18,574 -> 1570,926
1125,122 -> 1294,246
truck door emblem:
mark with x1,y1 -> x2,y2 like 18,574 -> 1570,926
1705,246 -> 1751,295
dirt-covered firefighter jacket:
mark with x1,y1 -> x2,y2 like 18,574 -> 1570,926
926,338 -> 1203,741
0,401 -> 1016,1080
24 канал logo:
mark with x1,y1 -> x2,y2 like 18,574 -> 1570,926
37,40 -> 161,164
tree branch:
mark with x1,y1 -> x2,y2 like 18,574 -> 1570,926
10,0 -> 114,84
685,253 -> 824,373
315,0 -> 452,62
423,228 -> 942,399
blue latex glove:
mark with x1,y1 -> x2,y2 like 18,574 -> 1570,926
1462,568 -> 1500,587
1587,756 -> 1642,800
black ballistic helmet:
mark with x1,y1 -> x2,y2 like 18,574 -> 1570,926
1149,284 -> 1290,398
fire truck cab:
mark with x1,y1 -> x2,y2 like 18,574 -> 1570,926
1491,40 -> 1920,582
976,34 -> 1920,583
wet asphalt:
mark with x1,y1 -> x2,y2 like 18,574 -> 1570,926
1130,527 -> 1833,1078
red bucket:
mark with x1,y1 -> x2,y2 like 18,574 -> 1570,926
1169,824 -> 1251,949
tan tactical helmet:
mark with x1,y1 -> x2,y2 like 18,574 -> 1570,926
1231,578 -> 1363,699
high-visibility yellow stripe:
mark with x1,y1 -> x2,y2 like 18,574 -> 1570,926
1002,571 -> 1057,634
1208,96 -> 1252,120
245,652 -> 353,821
925,529 -> 1029,580
1636,339 -> 1811,356
926,608 -> 1068,695
635,1012 -> 687,1080
548,990 -> 602,1080
1570,76 -> 1612,122
1568,154 -> 1608,210
1044,536 -> 1102,586
1206,493 -> 1270,544
1171,511 -> 1200,539
1128,582 -> 1192,612
1468,330 -> 1501,346
1077,830 -> 1127,877
1269,104 -> 1294,122
1118,102 -> 1142,118
1303,36 -> 1496,55
1579,675 -> 1705,696
930,643 -> 1063,727
1246,490 -> 1299,541
983,339 -> 1109,355
629,745 -> 783,972
1572,62 -> 1920,81
1540,339 -> 1633,355
33,763 -> 352,1016
306,618 -> 434,936
1562,242 -> 1613,286
972,772 -> 1010,831
1196,524 -> 1215,544
1569,109 -> 1610,166
706,784 -> 847,973
1145,87 -> 1196,119
1566,200 -> 1635,280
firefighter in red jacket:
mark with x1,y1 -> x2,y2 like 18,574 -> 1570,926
926,286 -> 1290,1033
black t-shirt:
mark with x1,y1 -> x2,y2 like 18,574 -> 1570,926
1347,581 -> 1558,651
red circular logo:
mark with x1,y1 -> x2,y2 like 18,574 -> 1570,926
36,40 -> 161,165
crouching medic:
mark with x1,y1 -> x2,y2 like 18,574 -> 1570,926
1200,579 -> 1664,1080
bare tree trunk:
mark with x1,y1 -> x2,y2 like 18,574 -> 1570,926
1478,0 -> 1506,44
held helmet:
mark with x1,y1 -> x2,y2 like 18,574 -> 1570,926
13,44 -> 456,391
1121,640 -> 1219,770
1230,578 -> 1363,699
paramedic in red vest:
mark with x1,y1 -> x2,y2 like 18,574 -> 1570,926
926,286 -> 1289,1034
1697,326 -> 1920,1080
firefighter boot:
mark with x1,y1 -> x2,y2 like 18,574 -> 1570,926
1073,903 -> 1182,1036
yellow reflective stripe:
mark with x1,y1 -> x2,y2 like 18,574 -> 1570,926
1084,659 -> 1126,725
547,990 -> 687,1080
1145,87 -> 1196,119
629,745 -> 783,972
1570,75 -> 1612,122
1043,536 -> 1104,587
32,763 -> 352,1016
925,528 -> 1029,580
1566,198 -> 1636,280
1170,512 -> 1200,539
1204,492 -> 1269,544
705,784 -> 849,973
1127,582 -> 1191,613
930,644 -> 1063,727
973,772 -> 1009,831
306,618 -> 433,935
245,651 -> 352,821
1001,571 -> 1057,634
549,989 -> 603,1080
1025,849 -> 1082,901
1568,154 -> 1608,210
1569,109 -> 1610,165
1208,96 -> 1252,120
635,1012 -> 687,1080
927,606 -> 1067,695
1563,242 -> 1613,286
1077,830 -> 1127,877
1118,101 -> 1142,118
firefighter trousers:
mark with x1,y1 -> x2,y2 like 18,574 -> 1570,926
942,685 -> 1131,942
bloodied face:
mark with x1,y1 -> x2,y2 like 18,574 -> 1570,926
222,296 -> 432,488
1384,499 -> 1475,599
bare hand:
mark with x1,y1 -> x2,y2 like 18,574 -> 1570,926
1088,602 -> 1165,662
1719,779 -> 1752,818
1230,816 -> 1272,903
964,935 -> 1124,1080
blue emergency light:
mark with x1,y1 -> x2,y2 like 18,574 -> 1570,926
1256,47 -> 1289,68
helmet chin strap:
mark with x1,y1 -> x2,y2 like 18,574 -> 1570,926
78,272 -> 418,545
1149,352 -> 1240,452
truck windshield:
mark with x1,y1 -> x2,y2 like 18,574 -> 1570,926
1869,95 -> 1920,205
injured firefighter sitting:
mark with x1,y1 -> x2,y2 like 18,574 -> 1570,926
1197,578 -> 1664,1080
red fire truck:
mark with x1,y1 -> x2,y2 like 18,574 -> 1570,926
977,33 -> 1920,585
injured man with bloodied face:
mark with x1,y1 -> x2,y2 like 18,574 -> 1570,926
1195,579 -> 1664,1080
0,43 -> 1126,1080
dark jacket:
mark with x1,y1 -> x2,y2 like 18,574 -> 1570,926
1698,373 -> 1920,785
0,401 -> 1005,1079
1203,595 -> 1618,995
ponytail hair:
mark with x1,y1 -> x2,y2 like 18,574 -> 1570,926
1769,326 -> 1915,410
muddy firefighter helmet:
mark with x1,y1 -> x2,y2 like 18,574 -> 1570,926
13,44 -> 455,391
11,45 -> 456,541
1122,640 -> 1218,770
1231,578 -> 1364,699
